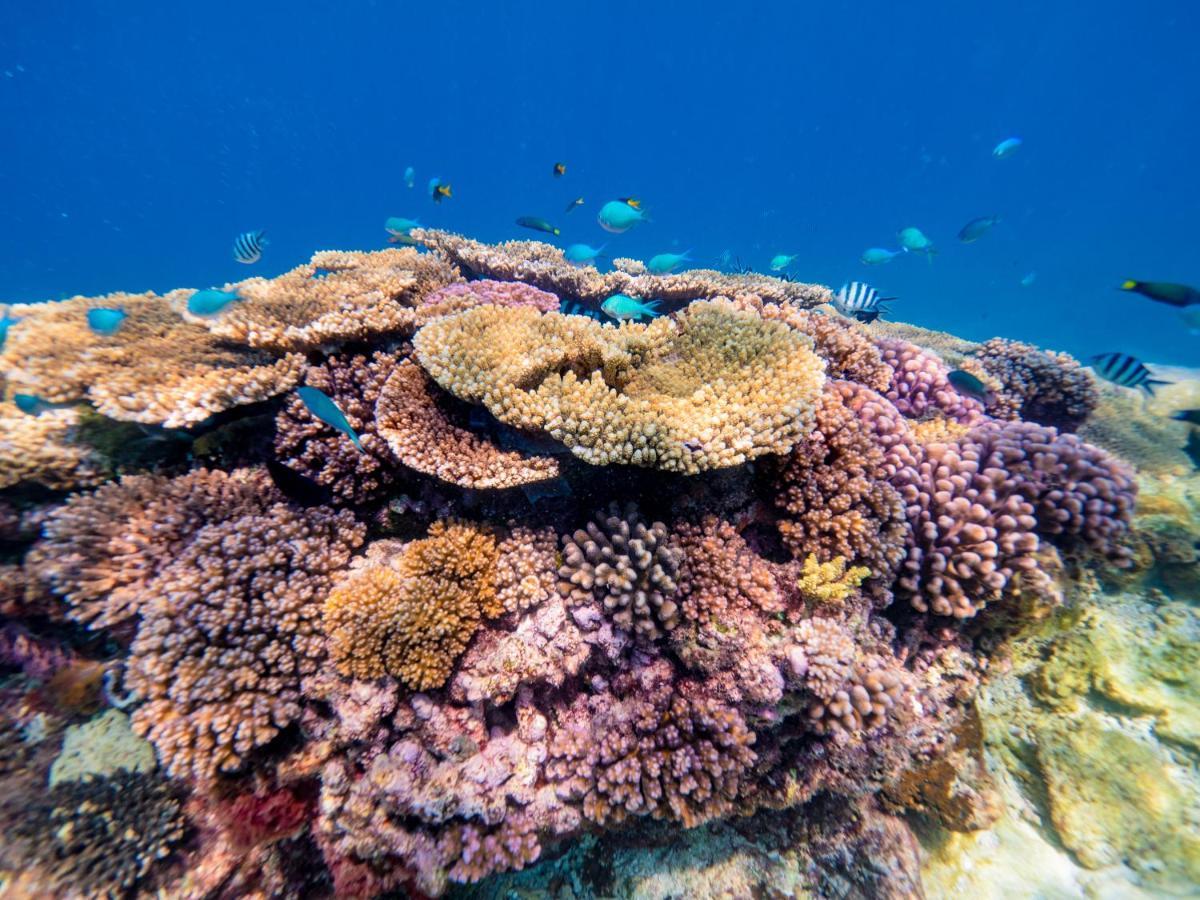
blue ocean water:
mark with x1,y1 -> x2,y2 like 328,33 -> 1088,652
2,1 -> 1197,364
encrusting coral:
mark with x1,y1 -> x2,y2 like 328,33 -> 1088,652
0,233 -> 1149,898
414,298 -> 826,473
324,521 -> 500,689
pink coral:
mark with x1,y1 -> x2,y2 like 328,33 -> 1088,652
877,337 -> 985,423
417,279 -> 561,317
973,337 -> 1098,431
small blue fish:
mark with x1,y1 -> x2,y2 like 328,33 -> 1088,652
385,217 -> 421,245
0,311 -> 19,350
597,200 -> 646,234
947,370 -> 991,403
187,289 -> 241,317
898,227 -> 936,256
647,251 -> 691,274
601,294 -> 660,321
296,386 -> 364,451
861,247 -> 903,265
14,393 -> 74,415
404,166 -> 415,188
428,177 -> 452,202
233,229 -> 267,264
957,216 -> 1001,243
87,307 -> 126,335
770,253 -> 799,272
1088,352 -> 1171,396
564,243 -> 606,265
993,137 -> 1023,158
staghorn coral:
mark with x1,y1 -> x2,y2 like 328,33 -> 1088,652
0,405 -> 107,490
10,771 -> 185,898
877,337 -> 985,424
411,228 -> 831,308
128,501 -> 363,779
32,468 -> 276,629
973,337 -> 1098,431
324,522 -> 500,689
1,291 -> 305,427
374,360 -> 561,490
414,298 -> 825,473
274,350 -> 401,504
794,554 -> 870,605
893,420 -> 1136,617
771,381 -> 910,579
558,503 -> 684,641
195,248 -> 460,351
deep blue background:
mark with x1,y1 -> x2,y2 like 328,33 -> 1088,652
2,1 -> 1197,362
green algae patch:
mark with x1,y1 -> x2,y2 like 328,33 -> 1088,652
1034,713 -> 1200,890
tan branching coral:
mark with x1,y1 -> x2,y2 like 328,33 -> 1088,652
411,228 -> 831,308
324,522 -> 500,690
0,291 -> 305,427
495,526 -> 559,615
32,468 -> 275,629
795,554 -> 870,605
129,501 -> 363,779
374,360 -> 560,489
0,406 -> 106,490
414,298 -> 825,473
673,516 -> 782,623
196,248 -> 460,351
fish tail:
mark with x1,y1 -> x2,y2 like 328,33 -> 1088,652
1144,379 -> 1172,397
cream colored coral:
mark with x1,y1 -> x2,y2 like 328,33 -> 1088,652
411,228 -> 832,308
198,248 -> 461,351
0,406 -> 106,490
49,709 -> 156,786
795,554 -> 870,605
413,298 -> 825,474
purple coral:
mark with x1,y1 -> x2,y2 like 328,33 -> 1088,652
418,279 -> 561,315
877,338 -> 985,423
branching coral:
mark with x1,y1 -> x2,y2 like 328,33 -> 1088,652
374,360 -> 560,489
673,516 -> 782,624
788,617 -> 857,701
0,406 -> 106,490
11,771 -> 185,898
417,279 -> 561,318
411,228 -> 831,308
0,291 -> 305,427
973,337 -> 1098,431
558,503 -> 684,640
807,661 -> 906,739
324,522 -> 500,689
414,298 -> 825,472
771,381 -> 910,579
196,248 -> 460,351
127,500 -> 363,779
893,420 -> 1136,617
274,350 -> 401,504
877,337 -> 985,424
32,468 -> 276,629
795,554 -> 870,605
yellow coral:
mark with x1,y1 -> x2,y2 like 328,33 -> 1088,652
413,298 -> 825,474
909,415 -> 972,445
795,554 -> 870,605
198,248 -> 460,351
0,406 -> 106,490
324,522 -> 500,689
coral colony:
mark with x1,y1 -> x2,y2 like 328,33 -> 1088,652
0,232 -> 1141,897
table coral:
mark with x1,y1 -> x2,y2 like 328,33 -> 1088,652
0,405 -> 106,490
198,248 -> 460,351
374,360 -> 561,490
973,337 -> 1098,431
324,521 -> 500,690
411,228 -> 831,308
414,298 -> 825,472
417,278 -> 561,318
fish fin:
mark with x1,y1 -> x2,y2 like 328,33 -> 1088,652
349,432 -> 366,453
644,300 -> 662,314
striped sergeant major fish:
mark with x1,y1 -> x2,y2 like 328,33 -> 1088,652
833,282 -> 895,323
233,229 -> 267,264
1088,352 -> 1172,396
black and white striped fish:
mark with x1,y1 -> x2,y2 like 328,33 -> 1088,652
1088,352 -> 1171,395
232,229 -> 266,264
833,281 -> 895,323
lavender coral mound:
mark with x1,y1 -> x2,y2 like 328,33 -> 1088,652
877,337 -> 985,423
558,503 -> 685,640
894,420 -> 1136,617
418,278 -> 561,317
973,337 -> 1099,431
274,350 -> 400,504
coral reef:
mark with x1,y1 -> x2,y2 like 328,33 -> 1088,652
972,337 -> 1098,430
414,298 -> 825,472
0,234 -> 1163,899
